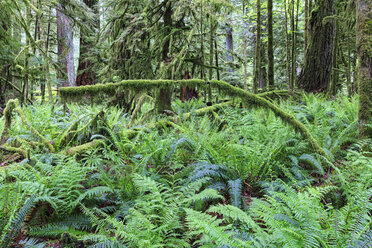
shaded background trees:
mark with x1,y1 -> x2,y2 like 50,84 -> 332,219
0,0 -> 370,134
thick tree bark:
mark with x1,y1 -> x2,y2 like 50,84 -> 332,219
57,3 -> 75,88
356,0 -> 372,139
267,0 -> 274,89
76,0 -> 98,86
298,0 -> 335,92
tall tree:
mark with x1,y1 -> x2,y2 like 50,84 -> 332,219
356,0 -> 372,139
76,0 -> 99,86
267,0 -> 274,89
157,0 -> 173,113
284,0 -> 291,88
57,1 -> 75,87
253,0 -> 261,93
298,0 -> 335,92
225,24 -> 234,72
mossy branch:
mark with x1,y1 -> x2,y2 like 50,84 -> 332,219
257,90 -> 301,100
62,139 -> 105,156
60,79 -> 327,157
182,101 -> 233,119
0,145 -> 30,159
209,80 -> 327,157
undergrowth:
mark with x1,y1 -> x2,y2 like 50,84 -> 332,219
0,94 -> 371,247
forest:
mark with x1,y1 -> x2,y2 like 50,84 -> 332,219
0,0 -> 371,247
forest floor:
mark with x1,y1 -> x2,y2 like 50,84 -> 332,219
0,93 -> 371,247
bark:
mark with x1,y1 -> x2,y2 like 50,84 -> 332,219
76,0 -> 98,86
304,0 -> 309,50
356,0 -> 372,139
225,24 -> 234,72
267,0 -> 274,89
214,40 -> 220,80
259,44 -> 267,89
253,0 -> 261,94
157,1 -> 172,113
57,2 -> 75,88
209,15 -> 215,100
298,0 -> 335,92
330,15 -> 338,96
284,0 -> 291,88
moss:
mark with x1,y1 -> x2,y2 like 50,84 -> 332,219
63,139 -> 105,156
60,79 -> 205,103
209,80 -> 328,157
0,99 -> 55,152
257,90 -> 300,100
58,119 -> 80,147
60,79 -> 326,157
128,94 -> 152,128
0,145 -> 29,159
182,101 -> 233,119
356,0 -> 372,139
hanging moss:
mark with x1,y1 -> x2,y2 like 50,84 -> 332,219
0,99 -> 55,152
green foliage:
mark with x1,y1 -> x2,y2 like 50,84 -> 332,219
0,93 -> 369,247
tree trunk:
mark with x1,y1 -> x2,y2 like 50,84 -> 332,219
57,2 -> 75,88
253,0 -> 261,94
267,0 -> 274,89
356,0 -> 372,139
76,0 -> 98,86
298,0 -> 335,92
225,25 -> 234,73
330,14 -> 338,96
284,0 -> 291,88
157,1 -> 172,113
214,40 -> 220,80
304,0 -> 309,50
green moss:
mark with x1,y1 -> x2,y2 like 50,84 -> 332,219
0,145 -> 29,159
60,79 -> 326,157
182,101 -> 233,119
63,139 -> 105,156
1,99 -> 55,152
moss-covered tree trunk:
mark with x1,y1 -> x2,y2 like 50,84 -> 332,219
157,1 -> 172,113
304,0 -> 309,50
225,25 -> 234,74
356,0 -> 372,139
298,0 -> 335,92
57,2 -> 75,88
76,0 -> 98,86
267,0 -> 274,89
284,0 -> 291,88
253,0 -> 261,94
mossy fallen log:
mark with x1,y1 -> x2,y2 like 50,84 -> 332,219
0,145 -> 29,159
63,139 -> 105,156
60,80 -> 327,157
0,99 -> 55,152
